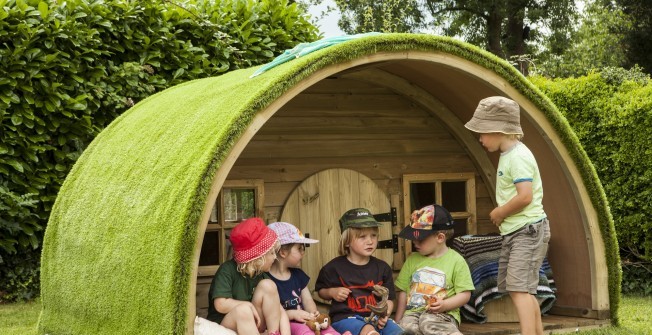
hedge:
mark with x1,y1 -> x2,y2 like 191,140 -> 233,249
531,67 -> 652,264
0,0 -> 318,301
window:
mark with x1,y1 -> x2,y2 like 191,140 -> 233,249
197,179 -> 264,277
402,173 -> 476,251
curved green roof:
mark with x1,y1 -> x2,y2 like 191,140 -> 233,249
39,33 -> 620,334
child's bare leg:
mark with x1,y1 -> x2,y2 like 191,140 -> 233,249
220,303 -> 259,334
359,324 -> 378,335
510,291 -> 543,335
252,279 -> 289,335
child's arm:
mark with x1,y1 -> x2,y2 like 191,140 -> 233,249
393,291 -> 407,322
490,181 -> 533,226
427,291 -> 471,314
300,286 -> 318,313
215,297 -> 260,326
318,287 -> 351,302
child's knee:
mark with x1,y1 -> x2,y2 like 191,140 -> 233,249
230,303 -> 255,320
256,278 -> 279,293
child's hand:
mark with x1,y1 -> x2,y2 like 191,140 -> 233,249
290,309 -> 316,323
427,295 -> 447,314
377,315 -> 389,329
490,207 -> 505,227
331,287 -> 352,302
245,302 -> 262,327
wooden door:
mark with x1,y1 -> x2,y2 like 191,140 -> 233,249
280,168 -> 393,301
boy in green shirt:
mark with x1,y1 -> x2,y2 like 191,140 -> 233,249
394,205 -> 474,335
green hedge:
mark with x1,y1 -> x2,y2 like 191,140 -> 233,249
0,0 -> 318,301
531,67 -> 652,267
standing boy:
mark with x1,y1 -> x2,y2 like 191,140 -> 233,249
464,96 -> 551,335
394,205 -> 474,335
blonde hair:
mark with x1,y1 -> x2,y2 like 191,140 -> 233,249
506,133 -> 523,141
338,227 -> 379,256
441,229 -> 455,240
237,240 -> 280,277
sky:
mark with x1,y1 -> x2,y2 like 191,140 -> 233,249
306,0 -> 345,37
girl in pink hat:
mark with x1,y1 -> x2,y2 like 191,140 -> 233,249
206,217 -> 290,335
267,221 -> 342,335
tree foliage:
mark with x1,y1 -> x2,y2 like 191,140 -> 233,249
534,1 -> 630,78
325,0 -> 578,73
617,0 -> 652,74
0,0 -> 318,302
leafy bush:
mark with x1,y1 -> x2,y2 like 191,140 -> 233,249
0,0 -> 318,302
531,67 -> 652,267
621,260 -> 652,296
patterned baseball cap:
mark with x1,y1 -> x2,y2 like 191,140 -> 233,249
398,204 -> 455,241
268,221 -> 319,245
230,217 -> 278,263
339,208 -> 383,231
464,96 -> 523,135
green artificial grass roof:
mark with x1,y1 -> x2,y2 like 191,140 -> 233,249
39,33 -> 620,334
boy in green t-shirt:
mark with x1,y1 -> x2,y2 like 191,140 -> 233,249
394,205 -> 474,335
465,96 -> 551,335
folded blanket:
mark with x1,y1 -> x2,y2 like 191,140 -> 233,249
452,235 -> 557,323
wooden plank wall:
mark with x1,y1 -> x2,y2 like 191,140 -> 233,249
227,77 -> 498,235
193,77 -> 498,318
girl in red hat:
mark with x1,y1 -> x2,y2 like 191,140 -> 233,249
206,217 -> 290,335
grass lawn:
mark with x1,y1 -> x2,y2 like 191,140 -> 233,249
1,295 -> 650,334
0,299 -> 40,335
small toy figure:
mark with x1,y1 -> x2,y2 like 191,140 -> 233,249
306,313 -> 331,335
364,285 -> 389,326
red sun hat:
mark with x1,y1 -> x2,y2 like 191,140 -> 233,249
230,217 -> 278,264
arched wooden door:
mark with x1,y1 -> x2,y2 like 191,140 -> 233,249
280,168 -> 393,301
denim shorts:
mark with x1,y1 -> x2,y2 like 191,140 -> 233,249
497,218 -> 551,294
332,315 -> 403,335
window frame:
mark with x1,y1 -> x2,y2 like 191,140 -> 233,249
401,173 -> 476,256
197,179 -> 264,277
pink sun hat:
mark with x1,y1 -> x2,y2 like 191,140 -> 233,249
267,222 -> 319,245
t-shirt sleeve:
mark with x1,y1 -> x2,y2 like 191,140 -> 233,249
510,152 -> 536,184
381,261 -> 397,300
453,256 -> 475,293
294,268 -> 310,290
394,256 -> 412,292
212,261 -> 236,300
315,260 -> 335,292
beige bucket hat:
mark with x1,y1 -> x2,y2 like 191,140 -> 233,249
464,96 -> 523,135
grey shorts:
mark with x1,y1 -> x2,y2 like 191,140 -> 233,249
399,312 -> 461,335
497,218 -> 551,294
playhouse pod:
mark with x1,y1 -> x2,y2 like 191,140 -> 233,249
40,33 -> 619,335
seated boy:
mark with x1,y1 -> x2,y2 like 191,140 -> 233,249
393,205 -> 475,335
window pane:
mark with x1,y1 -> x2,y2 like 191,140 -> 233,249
223,188 -> 256,222
441,181 -> 466,212
409,182 -> 436,211
224,229 -> 233,261
199,231 -> 220,266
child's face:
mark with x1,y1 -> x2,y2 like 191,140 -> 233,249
348,228 -> 378,258
261,250 -> 277,272
478,132 -> 505,152
281,243 -> 305,268
412,232 -> 445,257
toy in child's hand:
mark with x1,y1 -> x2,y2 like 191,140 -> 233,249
363,285 -> 389,326
426,290 -> 448,313
306,313 -> 331,335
